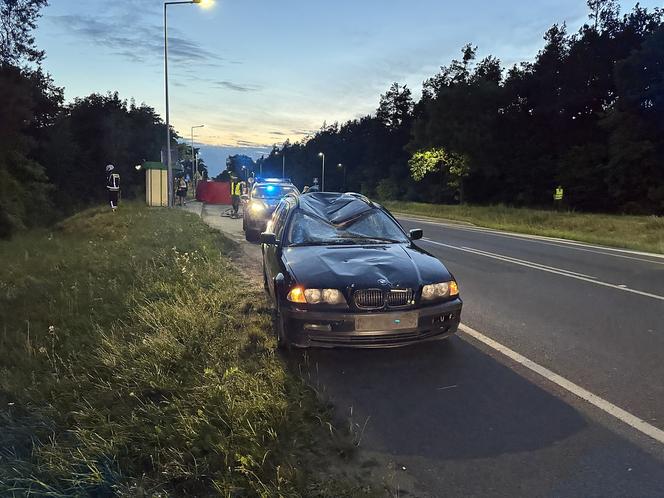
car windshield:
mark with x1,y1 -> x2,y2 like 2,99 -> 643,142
252,184 -> 297,199
287,209 -> 409,246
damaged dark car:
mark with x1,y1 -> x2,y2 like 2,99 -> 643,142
261,192 -> 462,349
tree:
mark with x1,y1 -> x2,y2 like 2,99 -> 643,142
0,0 -> 49,65
409,148 -> 469,203
588,0 -> 620,31
376,83 -> 414,130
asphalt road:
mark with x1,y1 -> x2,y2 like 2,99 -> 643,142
295,216 -> 664,497
191,203 -> 664,496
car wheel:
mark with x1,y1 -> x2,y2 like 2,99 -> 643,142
242,217 -> 246,231
245,229 -> 258,242
274,303 -> 291,351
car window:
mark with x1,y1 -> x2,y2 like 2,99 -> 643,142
286,209 -> 408,246
268,200 -> 290,238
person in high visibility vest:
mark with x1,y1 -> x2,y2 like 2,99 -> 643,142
106,164 -> 120,212
230,176 -> 242,215
553,185 -> 564,210
554,186 -> 564,201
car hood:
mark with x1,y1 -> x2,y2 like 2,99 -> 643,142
283,243 -> 452,290
252,198 -> 281,211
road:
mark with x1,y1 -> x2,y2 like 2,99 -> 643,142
299,216 -> 664,497
190,203 -> 664,496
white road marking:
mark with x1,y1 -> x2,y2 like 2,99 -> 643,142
422,238 -> 664,302
458,323 -> 664,445
460,244 -> 598,279
397,215 -> 664,265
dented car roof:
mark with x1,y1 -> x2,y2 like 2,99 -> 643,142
297,193 -> 375,225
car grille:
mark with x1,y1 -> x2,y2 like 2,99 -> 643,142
354,289 -> 414,310
354,289 -> 384,309
387,289 -> 414,307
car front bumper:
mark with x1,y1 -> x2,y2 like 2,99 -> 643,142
244,210 -> 274,232
281,298 -> 462,348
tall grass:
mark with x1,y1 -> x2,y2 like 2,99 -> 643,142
0,204 -> 372,496
383,201 -> 664,254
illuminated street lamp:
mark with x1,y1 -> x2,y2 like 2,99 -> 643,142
164,0 -> 213,207
318,152 -> 325,192
337,163 -> 345,191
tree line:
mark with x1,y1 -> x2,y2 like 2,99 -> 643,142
0,0 -> 190,238
253,1 -> 663,215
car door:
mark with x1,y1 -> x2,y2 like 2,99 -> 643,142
264,200 -> 290,300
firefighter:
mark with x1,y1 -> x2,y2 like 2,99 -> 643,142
106,164 -> 120,212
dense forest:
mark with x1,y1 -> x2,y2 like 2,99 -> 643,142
253,1 -> 663,214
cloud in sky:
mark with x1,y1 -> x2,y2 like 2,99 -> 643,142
48,13 -> 224,66
213,80 -> 262,92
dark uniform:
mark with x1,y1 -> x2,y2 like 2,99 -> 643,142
106,167 -> 120,211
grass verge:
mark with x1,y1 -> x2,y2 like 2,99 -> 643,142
382,201 -> 664,254
0,203 -> 374,497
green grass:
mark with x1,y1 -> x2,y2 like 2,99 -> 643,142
383,201 -> 664,254
0,203 -> 375,497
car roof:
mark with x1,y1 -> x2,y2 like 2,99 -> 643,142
253,181 -> 295,188
293,192 -> 378,225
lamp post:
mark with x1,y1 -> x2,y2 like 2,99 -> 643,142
337,163 -> 345,191
275,149 -> 286,178
318,152 -> 325,192
190,124 -> 204,193
164,0 -> 210,207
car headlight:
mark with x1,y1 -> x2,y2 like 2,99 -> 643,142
421,281 -> 459,301
287,287 -> 346,305
249,201 -> 265,213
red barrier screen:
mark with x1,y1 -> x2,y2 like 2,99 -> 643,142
196,181 -> 231,204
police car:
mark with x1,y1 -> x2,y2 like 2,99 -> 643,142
243,178 -> 299,241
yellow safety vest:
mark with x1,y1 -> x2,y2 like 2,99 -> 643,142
554,187 -> 564,201
231,182 -> 242,196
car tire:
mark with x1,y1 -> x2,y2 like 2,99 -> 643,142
242,217 -> 246,231
274,303 -> 291,351
245,229 -> 258,242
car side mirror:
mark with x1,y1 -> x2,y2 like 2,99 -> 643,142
260,232 -> 278,245
409,228 -> 423,240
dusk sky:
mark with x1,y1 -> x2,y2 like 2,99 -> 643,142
35,0 -> 659,173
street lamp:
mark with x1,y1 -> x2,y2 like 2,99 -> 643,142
281,151 -> 285,178
274,148 -> 286,179
164,0 -> 212,208
190,124 -> 204,192
318,152 -> 325,192
337,163 -> 345,191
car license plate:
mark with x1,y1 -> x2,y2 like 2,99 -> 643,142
355,312 -> 418,332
